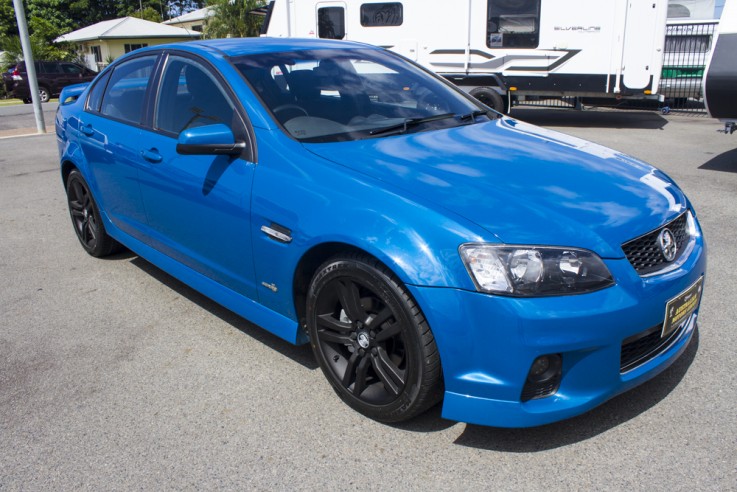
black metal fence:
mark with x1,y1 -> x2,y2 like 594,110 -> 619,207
512,21 -> 718,115
658,20 -> 717,114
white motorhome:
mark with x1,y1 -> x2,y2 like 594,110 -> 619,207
261,0 -> 669,112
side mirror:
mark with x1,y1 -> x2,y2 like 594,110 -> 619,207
176,124 -> 246,156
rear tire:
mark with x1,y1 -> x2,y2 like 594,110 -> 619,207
37,86 -> 50,103
470,87 -> 508,114
65,170 -> 121,257
306,253 -> 443,423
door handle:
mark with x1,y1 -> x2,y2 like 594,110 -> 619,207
141,148 -> 163,163
80,124 -> 94,136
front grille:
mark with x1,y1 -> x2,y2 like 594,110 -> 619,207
620,322 -> 686,373
622,212 -> 690,276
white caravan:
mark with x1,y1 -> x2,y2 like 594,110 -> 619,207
261,0 -> 669,112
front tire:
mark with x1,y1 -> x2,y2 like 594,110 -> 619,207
65,170 -> 121,257
306,254 -> 442,423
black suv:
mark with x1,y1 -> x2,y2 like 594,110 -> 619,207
8,61 -> 97,103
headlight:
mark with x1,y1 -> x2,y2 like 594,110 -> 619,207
459,244 -> 614,296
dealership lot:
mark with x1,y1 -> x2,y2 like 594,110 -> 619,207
1,107 -> 735,489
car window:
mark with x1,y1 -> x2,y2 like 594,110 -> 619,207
86,70 -> 113,113
43,62 -> 62,74
100,55 -> 158,125
233,48 -> 483,142
62,63 -> 83,75
154,55 -> 237,135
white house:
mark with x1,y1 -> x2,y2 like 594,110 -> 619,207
162,7 -> 214,33
54,17 -> 201,70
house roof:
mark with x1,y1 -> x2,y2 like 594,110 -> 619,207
54,17 -> 202,43
162,7 -> 214,25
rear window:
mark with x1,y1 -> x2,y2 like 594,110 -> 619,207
62,63 -> 83,75
42,62 -> 62,74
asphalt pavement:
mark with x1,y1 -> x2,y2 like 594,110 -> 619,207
0,101 -> 58,138
1,106 -> 736,490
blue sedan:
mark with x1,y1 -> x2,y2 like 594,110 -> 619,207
55,38 -> 706,428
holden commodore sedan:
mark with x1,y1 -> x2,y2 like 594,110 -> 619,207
55,38 -> 706,428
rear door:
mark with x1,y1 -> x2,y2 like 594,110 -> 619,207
78,54 -> 159,239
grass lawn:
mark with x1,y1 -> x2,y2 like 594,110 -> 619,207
0,98 -> 59,106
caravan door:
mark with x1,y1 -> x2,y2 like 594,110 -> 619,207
315,2 -> 347,39
621,1 -> 667,90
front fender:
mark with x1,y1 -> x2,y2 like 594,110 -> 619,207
249,129 -> 487,321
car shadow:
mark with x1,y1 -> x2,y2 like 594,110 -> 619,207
510,108 -> 669,130
699,147 -> 737,173
99,248 -> 137,260
453,328 -> 699,451
128,256 -> 318,370
121,250 -> 698,439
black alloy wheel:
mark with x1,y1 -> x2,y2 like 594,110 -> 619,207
307,254 -> 442,422
65,170 -> 120,257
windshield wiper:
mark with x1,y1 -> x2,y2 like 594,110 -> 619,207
369,113 -> 457,136
459,109 -> 493,122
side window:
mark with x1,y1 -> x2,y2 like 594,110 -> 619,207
360,3 -> 403,27
318,7 -> 345,39
154,56 -> 237,136
62,63 -> 83,75
487,0 -> 541,49
86,69 -> 112,112
99,55 -> 157,125
43,62 -> 62,74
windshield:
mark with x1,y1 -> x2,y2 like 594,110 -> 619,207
231,48 -> 490,142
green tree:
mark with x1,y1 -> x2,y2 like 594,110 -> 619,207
0,33 -> 69,65
204,0 -> 265,39
0,0 -> 17,39
123,5 -> 163,22
168,0 -> 205,19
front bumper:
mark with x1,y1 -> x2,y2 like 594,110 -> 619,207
408,234 -> 706,428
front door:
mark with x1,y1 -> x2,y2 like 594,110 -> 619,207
135,54 -> 259,300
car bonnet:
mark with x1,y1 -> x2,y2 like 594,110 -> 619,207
302,117 -> 688,259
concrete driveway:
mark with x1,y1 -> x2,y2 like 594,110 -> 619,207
1,108 -> 735,489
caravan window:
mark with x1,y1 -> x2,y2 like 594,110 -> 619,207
317,7 -> 345,39
487,0 -> 541,49
360,3 -> 403,27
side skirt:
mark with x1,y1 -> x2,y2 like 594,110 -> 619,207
102,211 -> 306,345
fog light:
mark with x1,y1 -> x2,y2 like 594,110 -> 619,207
521,354 -> 563,401
527,354 -> 562,383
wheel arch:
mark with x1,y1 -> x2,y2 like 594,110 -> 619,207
292,242 -> 383,329
60,160 -> 78,187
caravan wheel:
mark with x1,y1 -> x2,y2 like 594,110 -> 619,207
470,87 -> 508,114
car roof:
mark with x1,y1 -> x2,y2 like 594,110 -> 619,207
143,37 -> 381,58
